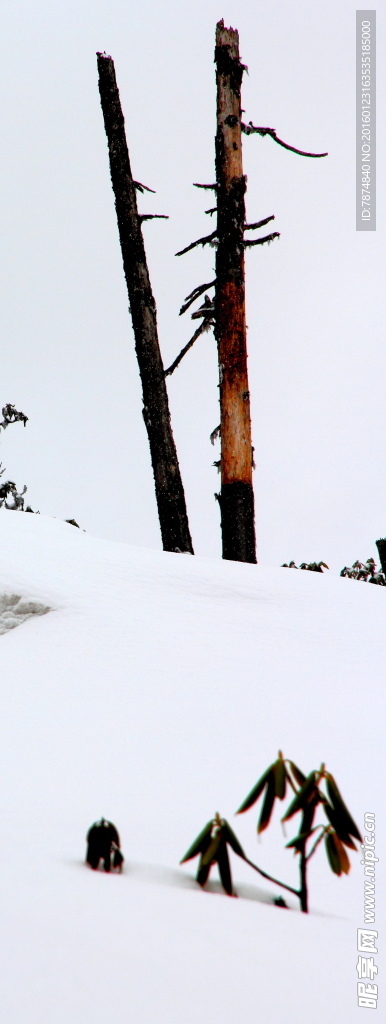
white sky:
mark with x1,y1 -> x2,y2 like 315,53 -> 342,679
1,0 -> 384,569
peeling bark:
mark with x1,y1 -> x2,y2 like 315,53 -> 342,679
214,21 -> 256,563
97,54 -> 193,554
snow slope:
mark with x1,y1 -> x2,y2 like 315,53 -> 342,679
0,511 -> 383,1023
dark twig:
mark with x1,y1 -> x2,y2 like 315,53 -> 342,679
241,123 -> 328,158
139,214 -> 169,222
243,855 -> 299,897
205,207 -> 217,216
193,182 -> 217,190
243,231 -> 280,247
244,215 -> 275,230
179,280 -> 216,316
175,230 -> 217,257
133,180 -> 156,193
164,321 -> 212,377
191,295 -> 215,319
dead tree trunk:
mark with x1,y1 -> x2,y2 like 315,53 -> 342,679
214,21 -> 256,563
97,54 -> 193,553
376,538 -> 386,576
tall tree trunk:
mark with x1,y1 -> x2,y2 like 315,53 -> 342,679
97,53 -> 194,554
214,21 -> 256,563
375,538 -> 386,576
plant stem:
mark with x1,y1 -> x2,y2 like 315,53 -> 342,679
243,856 -> 299,899
299,851 -> 308,912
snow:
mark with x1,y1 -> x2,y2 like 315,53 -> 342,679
0,510 -> 383,1022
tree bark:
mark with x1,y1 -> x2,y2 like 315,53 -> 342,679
97,53 -> 194,554
214,21 -> 256,563
375,538 -> 386,576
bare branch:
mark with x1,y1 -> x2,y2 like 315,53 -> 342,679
205,207 -> 217,216
244,231 -> 280,247
193,182 -> 217,190
241,122 -> 328,158
191,295 -> 215,319
175,230 -> 217,257
179,280 -> 216,316
244,215 -> 275,230
133,180 -> 156,193
139,214 -> 169,221
164,321 -> 213,377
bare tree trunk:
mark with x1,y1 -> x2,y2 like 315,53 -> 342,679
97,53 -> 194,554
376,538 -> 386,576
214,21 -> 256,563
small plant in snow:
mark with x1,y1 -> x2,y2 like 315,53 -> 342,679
181,752 -> 362,913
281,561 -> 329,572
180,813 -> 245,896
340,559 -> 385,585
0,404 -> 31,510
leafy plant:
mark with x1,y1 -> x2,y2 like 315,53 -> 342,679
180,813 -> 246,896
236,752 -> 362,912
281,561 -> 329,572
0,404 -> 31,510
181,752 -> 362,913
340,558 -> 385,585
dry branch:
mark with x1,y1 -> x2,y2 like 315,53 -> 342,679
244,231 -> 280,247
191,295 -> 215,319
139,214 -> 169,221
179,280 -> 216,316
241,122 -> 328,158
164,320 -> 212,377
193,182 -> 217,190
133,180 -> 156,193
245,215 -> 275,230
175,230 -> 217,257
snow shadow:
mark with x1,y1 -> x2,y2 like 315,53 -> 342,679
0,593 -> 50,635
125,862 -> 295,909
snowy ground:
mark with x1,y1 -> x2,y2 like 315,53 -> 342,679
0,510 -> 383,1022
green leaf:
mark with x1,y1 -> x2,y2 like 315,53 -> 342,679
236,765 -> 274,814
325,831 -> 342,875
335,835 -> 351,875
323,802 -> 358,849
221,821 -> 246,859
180,820 -> 214,863
258,775 -> 276,834
326,774 -> 362,842
282,772 -> 317,822
274,757 -> 286,800
200,832 -> 222,868
299,800 -> 319,838
197,855 -> 213,888
217,840 -> 233,895
287,761 -> 306,787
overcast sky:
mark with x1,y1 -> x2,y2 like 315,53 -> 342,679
1,0 -> 384,570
